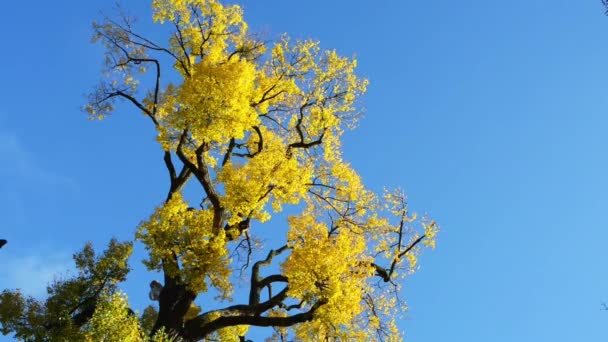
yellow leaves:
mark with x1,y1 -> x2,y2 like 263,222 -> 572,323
259,38 -> 367,158
272,38 -> 319,78
270,41 -> 286,66
85,291 -> 143,342
136,193 -> 232,295
383,187 -> 413,218
123,75 -> 139,90
86,292 -> 194,342
423,220 -> 439,249
282,213 -> 372,337
271,39 -> 367,147
86,1 -> 438,340
307,160 -> 378,234
281,186 -> 436,339
405,252 -> 418,270
253,68 -> 297,116
218,128 -> 312,225
152,0 -> 241,27
330,161 -> 366,202
152,0 -> 247,65
157,58 -> 258,147
375,188 -> 439,276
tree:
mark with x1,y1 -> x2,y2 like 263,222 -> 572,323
0,0 -> 438,340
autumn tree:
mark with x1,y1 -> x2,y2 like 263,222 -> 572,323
0,0 -> 437,340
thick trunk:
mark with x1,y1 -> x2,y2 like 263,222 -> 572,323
151,281 -> 196,338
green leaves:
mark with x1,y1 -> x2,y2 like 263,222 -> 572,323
0,239 -> 133,341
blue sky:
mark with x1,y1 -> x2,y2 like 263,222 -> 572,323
1,0 -> 607,341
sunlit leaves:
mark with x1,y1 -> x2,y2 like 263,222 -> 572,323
282,213 -> 373,339
74,0 -> 439,340
85,291 -> 143,342
158,58 -> 259,147
137,193 -> 232,296
152,0 -> 247,65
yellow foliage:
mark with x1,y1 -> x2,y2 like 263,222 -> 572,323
137,193 -> 232,296
85,291 -> 144,342
218,128 -> 313,224
152,0 -> 247,65
82,0 -> 439,340
282,213 -> 374,339
158,58 -> 259,147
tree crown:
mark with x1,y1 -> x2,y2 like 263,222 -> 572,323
1,0 -> 437,340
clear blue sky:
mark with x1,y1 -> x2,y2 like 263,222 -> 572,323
1,1 -> 607,341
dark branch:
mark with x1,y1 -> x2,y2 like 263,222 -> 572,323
373,235 -> 426,282
225,287 -> 289,315
164,151 -> 177,183
222,138 -> 237,166
288,130 -> 325,149
175,133 -> 224,234
250,245 -> 289,306
259,274 -> 288,289
183,300 -> 325,341
102,17 -> 190,77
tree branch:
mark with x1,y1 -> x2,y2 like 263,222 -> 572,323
249,245 -> 289,306
372,235 -> 426,282
183,300 -> 325,341
164,151 -> 177,183
175,133 -> 224,234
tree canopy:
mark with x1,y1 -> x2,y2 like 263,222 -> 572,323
0,0 -> 437,340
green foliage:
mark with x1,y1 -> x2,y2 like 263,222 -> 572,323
140,306 -> 159,336
0,239 -> 132,341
